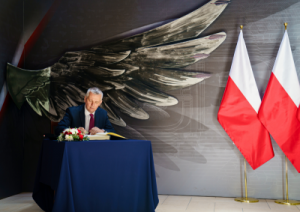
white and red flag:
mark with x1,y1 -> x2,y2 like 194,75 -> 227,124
298,104 -> 300,121
258,30 -> 300,172
218,30 -> 274,169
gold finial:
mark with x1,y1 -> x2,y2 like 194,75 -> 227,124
240,25 -> 243,30
284,22 -> 288,30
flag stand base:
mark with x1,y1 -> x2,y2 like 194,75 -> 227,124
274,156 -> 300,206
234,158 -> 259,203
275,199 -> 300,205
235,197 -> 259,203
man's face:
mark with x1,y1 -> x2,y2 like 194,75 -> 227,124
84,92 -> 102,113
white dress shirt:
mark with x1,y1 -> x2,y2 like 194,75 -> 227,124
84,107 -> 95,132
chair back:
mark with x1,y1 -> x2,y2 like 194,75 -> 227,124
51,121 -> 59,134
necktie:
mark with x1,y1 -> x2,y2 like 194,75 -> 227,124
89,114 -> 95,132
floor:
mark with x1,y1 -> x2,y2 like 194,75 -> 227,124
0,193 -> 300,212
0,193 -> 42,212
156,195 -> 300,212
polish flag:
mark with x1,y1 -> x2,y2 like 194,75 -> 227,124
298,106 -> 300,121
258,30 -> 300,172
218,30 -> 274,169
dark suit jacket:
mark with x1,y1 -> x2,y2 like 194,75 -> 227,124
55,104 -> 115,135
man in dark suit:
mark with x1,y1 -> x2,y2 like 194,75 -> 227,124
55,87 -> 115,135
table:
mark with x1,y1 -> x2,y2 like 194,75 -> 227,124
33,139 -> 159,212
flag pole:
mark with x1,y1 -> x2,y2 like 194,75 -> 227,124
232,26 -> 259,204
275,156 -> 300,205
233,25 -> 259,204
235,157 -> 259,203
274,23 -> 300,206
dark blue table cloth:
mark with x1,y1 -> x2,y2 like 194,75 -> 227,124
33,139 -> 159,212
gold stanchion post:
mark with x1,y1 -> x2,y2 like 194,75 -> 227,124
235,157 -> 259,203
275,156 -> 300,205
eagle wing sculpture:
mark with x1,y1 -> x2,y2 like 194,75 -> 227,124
7,0 -> 229,127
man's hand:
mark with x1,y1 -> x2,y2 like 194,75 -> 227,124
78,127 -> 87,135
89,127 -> 105,135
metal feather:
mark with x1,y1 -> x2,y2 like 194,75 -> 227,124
6,0 -> 230,127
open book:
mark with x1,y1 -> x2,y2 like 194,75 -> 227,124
87,133 -> 110,140
87,132 -> 126,140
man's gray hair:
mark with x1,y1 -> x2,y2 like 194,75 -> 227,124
86,87 -> 103,100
